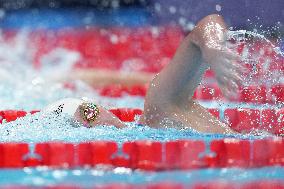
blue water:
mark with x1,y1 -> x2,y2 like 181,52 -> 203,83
0,97 -> 277,187
0,21 -> 283,187
0,167 -> 283,187
1,104 -> 278,187
1,107 -> 280,187
1,110 -> 265,144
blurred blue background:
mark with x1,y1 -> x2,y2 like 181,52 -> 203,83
0,0 -> 283,35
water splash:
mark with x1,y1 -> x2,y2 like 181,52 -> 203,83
0,110 -> 261,143
226,30 -> 283,86
0,29 -> 282,142
0,30 -> 146,110
0,30 -> 99,110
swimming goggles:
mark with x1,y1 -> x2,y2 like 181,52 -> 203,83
79,102 -> 100,126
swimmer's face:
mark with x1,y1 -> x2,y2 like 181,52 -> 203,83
74,103 -> 100,127
74,104 -> 125,128
80,103 -> 100,125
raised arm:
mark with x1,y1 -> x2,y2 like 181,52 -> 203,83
143,14 -> 241,134
67,69 -> 154,87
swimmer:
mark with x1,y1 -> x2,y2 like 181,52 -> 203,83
43,14 -> 244,134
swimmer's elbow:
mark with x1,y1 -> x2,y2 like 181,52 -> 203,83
187,14 -> 227,48
195,14 -> 225,30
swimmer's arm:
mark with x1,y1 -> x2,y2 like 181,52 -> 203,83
146,14 -> 228,105
61,69 -> 154,87
144,14 -> 236,134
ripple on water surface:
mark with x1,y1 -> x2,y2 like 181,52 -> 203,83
0,111 -> 265,143
0,29 -> 283,187
0,167 -> 284,187
0,30 -> 282,143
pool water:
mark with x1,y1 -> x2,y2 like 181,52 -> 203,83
0,167 -> 284,187
1,110 -> 262,143
0,96 -> 281,188
0,16 -> 283,188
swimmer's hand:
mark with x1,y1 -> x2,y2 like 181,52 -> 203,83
203,44 -> 245,98
189,14 -> 246,98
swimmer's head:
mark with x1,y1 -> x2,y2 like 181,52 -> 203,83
74,101 -> 125,128
78,102 -> 100,127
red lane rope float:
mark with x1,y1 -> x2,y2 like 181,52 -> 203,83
0,108 -> 142,123
99,84 -> 148,98
1,138 -> 284,169
208,139 -> 251,167
0,110 -> 39,123
6,28 -> 282,75
109,108 -> 143,122
165,140 -> 206,169
77,141 -> 117,168
123,141 -> 163,170
96,83 -> 284,104
0,110 -> 27,123
0,143 -> 29,168
2,180 -> 284,189
0,109 -> 282,170
34,142 -> 76,168
193,180 -> 284,189
224,108 -> 284,135
19,26 -> 183,72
